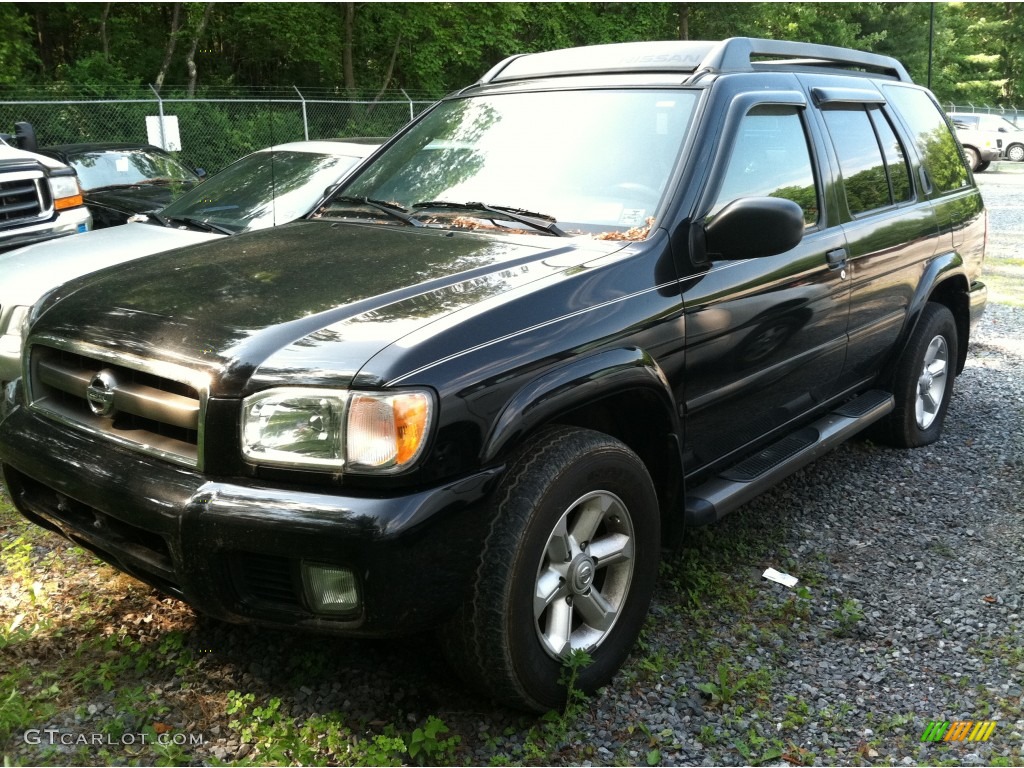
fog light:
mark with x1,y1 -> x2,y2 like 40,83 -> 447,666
302,563 -> 360,615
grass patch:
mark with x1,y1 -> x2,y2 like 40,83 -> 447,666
982,251 -> 1024,307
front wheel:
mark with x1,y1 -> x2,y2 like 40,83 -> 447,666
964,146 -> 981,171
877,303 -> 958,448
441,426 -> 660,711
1006,143 -> 1024,163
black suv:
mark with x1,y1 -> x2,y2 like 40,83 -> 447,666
0,38 -> 987,711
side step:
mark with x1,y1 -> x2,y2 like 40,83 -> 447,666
683,389 -> 893,526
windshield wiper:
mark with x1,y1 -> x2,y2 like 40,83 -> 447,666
163,215 -> 234,235
412,200 -> 569,237
328,196 -> 425,227
146,211 -> 174,228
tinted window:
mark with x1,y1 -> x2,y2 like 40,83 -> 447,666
884,86 -> 969,193
952,115 -> 979,129
821,106 -> 912,216
871,110 -> 912,204
711,105 -> 819,226
821,107 -> 890,215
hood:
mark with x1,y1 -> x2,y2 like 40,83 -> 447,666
86,183 -> 194,215
0,143 -> 70,172
0,222 -> 220,312
34,221 -> 625,395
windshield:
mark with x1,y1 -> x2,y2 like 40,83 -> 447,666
325,89 -> 698,238
994,116 -> 1022,132
69,149 -> 198,191
160,150 -> 362,234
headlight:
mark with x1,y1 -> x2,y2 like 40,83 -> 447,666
0,306 -> 30,338
48,175 -> 84,210
241,387 -> 433,473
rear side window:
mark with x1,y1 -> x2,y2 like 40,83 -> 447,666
821,106 -> 912,216
712,105 -> 819,226
883,85 -> 969,194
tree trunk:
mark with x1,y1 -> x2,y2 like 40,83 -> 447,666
367,34 -> 401,116
678,2 -> 689,41
100,2 -> 112,62
185,3 -> 213,98
374,34 -> 401,100
343,2 -> 355,91
154,2 -> 183,93
34,6 -> 52,74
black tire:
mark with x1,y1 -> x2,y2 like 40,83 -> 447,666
976,161 -> 991,173
877,303 -> 958,448
964,146 -> 981,171
441,426 -> 660,712
1007,143 -> 1024,163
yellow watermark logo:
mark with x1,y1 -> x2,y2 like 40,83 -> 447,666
921,721 -> 996,742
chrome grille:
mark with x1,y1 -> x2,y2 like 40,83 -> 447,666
28,341 -> 207,468
0,170 -> 49,228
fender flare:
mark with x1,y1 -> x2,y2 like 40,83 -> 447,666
884,251 -> 970,381
482,347 -> 680,464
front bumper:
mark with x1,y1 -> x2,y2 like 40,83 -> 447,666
0,404 -> 497,635
0,206 -> 92,253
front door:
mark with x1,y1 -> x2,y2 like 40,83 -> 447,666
680,101 -> 850,474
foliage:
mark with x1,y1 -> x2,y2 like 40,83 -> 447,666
4,3 -> 1024,107
0,4 -> 39,86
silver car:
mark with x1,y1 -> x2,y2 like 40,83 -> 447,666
0,140 -> 377,384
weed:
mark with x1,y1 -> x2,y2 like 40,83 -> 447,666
697,662 -> 769,706
781,694 -> 810,729
1,535 -> 33,583
407,715 -> 461,764
833,598 -> 864,636
698,725 -> 719,745
522,650 -> 593,761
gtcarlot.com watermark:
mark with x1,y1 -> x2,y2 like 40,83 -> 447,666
24,729 -> 204,747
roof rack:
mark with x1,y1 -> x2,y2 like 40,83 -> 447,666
478,37 -> 913,85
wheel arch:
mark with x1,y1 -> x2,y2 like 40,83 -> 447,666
482,347 -> 684,542
885,253 -> 972,385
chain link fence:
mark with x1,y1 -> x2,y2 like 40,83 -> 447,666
0,90 -> 436,174
946,103 -> 1023,125
4,92 -> 1020,176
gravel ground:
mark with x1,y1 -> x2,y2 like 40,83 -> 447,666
3,167 -> 1023,767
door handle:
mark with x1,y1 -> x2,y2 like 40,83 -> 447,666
826,248 -> 848,270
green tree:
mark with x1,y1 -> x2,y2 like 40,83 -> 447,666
0,4 -> 41,84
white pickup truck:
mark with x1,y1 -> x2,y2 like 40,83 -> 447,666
0,123 -> 92,252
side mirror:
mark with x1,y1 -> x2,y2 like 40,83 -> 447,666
14,122 -> 38,152
194,167 -> 207,180
704,197 -> 805,260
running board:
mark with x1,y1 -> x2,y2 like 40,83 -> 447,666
683,389 -> 893,526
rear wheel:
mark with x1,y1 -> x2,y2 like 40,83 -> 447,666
1007,143 -> 1024,162
877,303 -> 958,448
441,426 -> 660,711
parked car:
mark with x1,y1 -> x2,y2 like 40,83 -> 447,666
0,123 -> 92,252
0,139 -> 377,385
0,39 -> 986,712
37,143 -> 205,228
951,112 -> 1024,163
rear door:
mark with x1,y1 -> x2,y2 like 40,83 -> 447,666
804,81 -> 940,383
